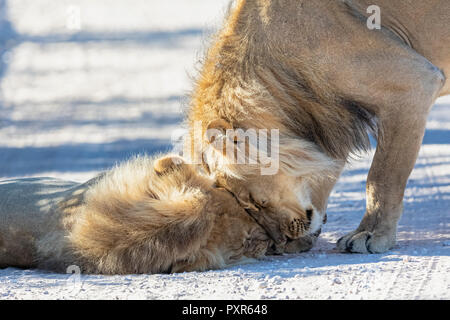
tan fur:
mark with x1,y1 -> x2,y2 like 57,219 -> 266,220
0,155 -> 276,274
186,0 -> 449,253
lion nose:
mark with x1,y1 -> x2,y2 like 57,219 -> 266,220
306,209 -> 313,222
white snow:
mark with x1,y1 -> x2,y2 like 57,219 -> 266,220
0,0 -> 449,300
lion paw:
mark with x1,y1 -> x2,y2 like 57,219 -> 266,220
284,229 -> 321,254
336,230 -> 396,254
266,229 -> 321,255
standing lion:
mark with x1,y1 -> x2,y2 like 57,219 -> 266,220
187,0 -> 449,253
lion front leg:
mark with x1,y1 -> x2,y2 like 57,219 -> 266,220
337,65 -> 445,254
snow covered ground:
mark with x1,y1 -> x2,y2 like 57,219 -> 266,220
0,0 -> 449,300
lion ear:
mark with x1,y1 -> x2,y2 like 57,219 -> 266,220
205,119 -> 233,144
154,155 -> 186,174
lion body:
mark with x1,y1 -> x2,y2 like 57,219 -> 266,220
0,156 -> 271,274
0,178 -> 81,269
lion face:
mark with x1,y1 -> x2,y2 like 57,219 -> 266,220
207,187 -> 272,260
215,171 -> 324,251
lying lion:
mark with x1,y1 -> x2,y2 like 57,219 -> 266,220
0,155 -> 315,274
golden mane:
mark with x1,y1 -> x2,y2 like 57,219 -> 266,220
186,0 -> 377,180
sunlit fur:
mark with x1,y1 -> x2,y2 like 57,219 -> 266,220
187,0 -> 449,254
